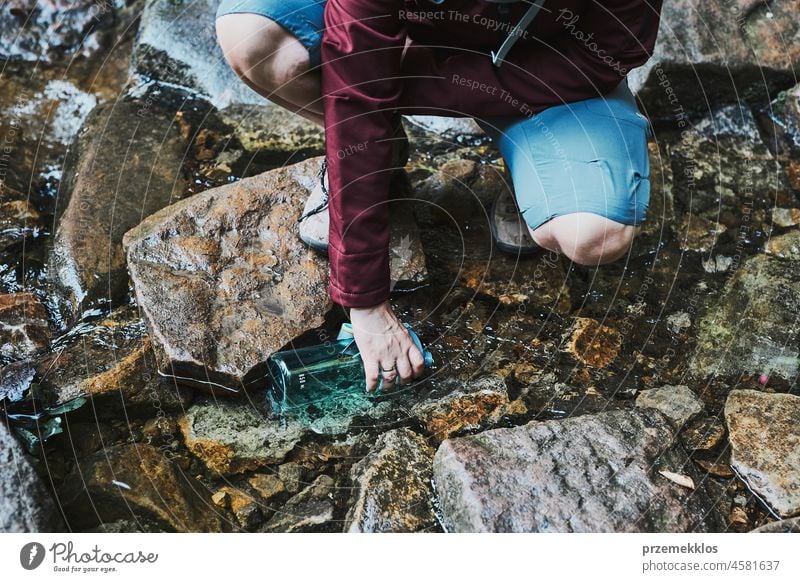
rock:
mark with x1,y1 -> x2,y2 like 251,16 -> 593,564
765,228 -> 800,261
211,485 -> 262,529
123,155 -> 334,395
0,292 -> 50,363
751,517 -> 800,533
563,317 -> 622,369
85,518 -> 170,533
636,385 -> 704,427
178,398 -> 307,475
0,422 -> 63,532
637,141 -> 676,241
695,459 -> 734,478
58,443 -> 231,532
32,307 -> 193,418
691,233 -> 800,380
345,428 -> 437,533
433,408 -> 723,532
217,104 -> 323,154
49,99 -> 187,321
409,375 -> 509,441
771,208 -> 800,228
277,463 -> 308,494
677,213 -> 723,252
666,105 -> 795,216
414,158 -> 498,225
248,473 -> 286,502
629,0 -> 799,116
0,0 -> 116,63
680,416 -> 726,452
724,389 -> 800,517
0,360 -> 35,403
260,475 -> 335,533
405,116 -> 485,140
0,184 -> 43,253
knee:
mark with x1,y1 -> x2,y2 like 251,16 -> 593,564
215,13 -> 309,91
531,213 -> 639,266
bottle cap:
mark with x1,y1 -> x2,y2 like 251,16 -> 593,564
337,322 -> 354,340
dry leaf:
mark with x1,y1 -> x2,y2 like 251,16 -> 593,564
658,470 -> 695,489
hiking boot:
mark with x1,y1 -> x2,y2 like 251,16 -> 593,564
298,114 -> 410,254
490,165 -> 540,255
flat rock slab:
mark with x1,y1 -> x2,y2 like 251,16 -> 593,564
434,408 -> 722,532
260,475 -> 336,533
345,428 -> 437,532
725,389 -> 800,518
123,157 -> 332,395
49,98 -> 187,321
691,232 -> 800,381
636,384 -> 704,427
1,423 -> 64,532
178,398 -> 307,475
58,443 -> 232,532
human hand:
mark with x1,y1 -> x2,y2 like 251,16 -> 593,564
349,300 -> 426,392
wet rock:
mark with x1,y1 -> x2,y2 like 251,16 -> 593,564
434,408 -> 722,532
345,428 -> 436,532
49,99 -> 187,321
260,474 -> 335,533
277,462 -> 308,494
33,307 -> 193,418
0,422 -> 64,532
409,375 -> 509,441
635,141 -> 676,246
217,104 -> 323,154
178,398 -> 307,475
765,228 -> 800,261
0,360 -> 35,403
666,105 -> 794,216
0,292 -> 51,362
122,157 -> 332,395
724,389 -> 800,518
677,213 -> 723,253
771,208 -> 800,228
751,517 -> 800,533
635,385 -> 704,427
0,0 -> 116,63
405,116 -> 484,140
248,473 -> 286,503
691,233 -> 800,380
563,317 -> 622,369
211,485 -> 262,529
695,459 -> 734,478
85,518 -> 170,533
0,183 -> 43,253
414,158 -> 500,224
680,416 -> 726,452
58,442 -> 232,532
629,0 -> 799,116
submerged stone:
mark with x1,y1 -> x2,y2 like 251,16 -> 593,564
434,408 -> 723,532
260,475 -> 335,533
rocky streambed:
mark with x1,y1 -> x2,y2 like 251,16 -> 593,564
2,0 -> 800,533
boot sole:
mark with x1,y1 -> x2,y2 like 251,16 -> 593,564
489,195 -> 540,256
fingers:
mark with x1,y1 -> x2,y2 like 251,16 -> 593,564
364,360 -> 380,393
395,355 -> 414,386
408,343 -> 426,378
378,360 -> 398,391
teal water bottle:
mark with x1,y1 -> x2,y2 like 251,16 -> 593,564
267,322 -> 434,416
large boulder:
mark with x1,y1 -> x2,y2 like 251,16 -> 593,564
0,423 -> 64,532
433,408 -> 723,532
49,98 -> 188,322
630,0 -> 800,117
725,389 -> 800,518
690,231 -> 800,381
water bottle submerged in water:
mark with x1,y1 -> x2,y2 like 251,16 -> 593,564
266,322 -> 434,416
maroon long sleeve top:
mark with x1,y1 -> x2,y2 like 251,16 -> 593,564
320,0 -> 663,307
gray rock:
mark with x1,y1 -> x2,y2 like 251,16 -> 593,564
725,389 -> 800,518
122,156 -> 332,396
261,475 -> 335,532
178,398 -> 307,475
216,104 -> 323,154
0,422 -> 63,532
433,408 -> 722,532
629,0 -> 798,116
751,517 -> 800,533
49,98 -> 187,321
405,116 -> 485,140
345,428 -> 437,532
636,385 -> 704,427
57,443 -> 232,532
691,233 -> 800,380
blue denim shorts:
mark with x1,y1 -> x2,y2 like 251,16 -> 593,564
215,0 -> 652,230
